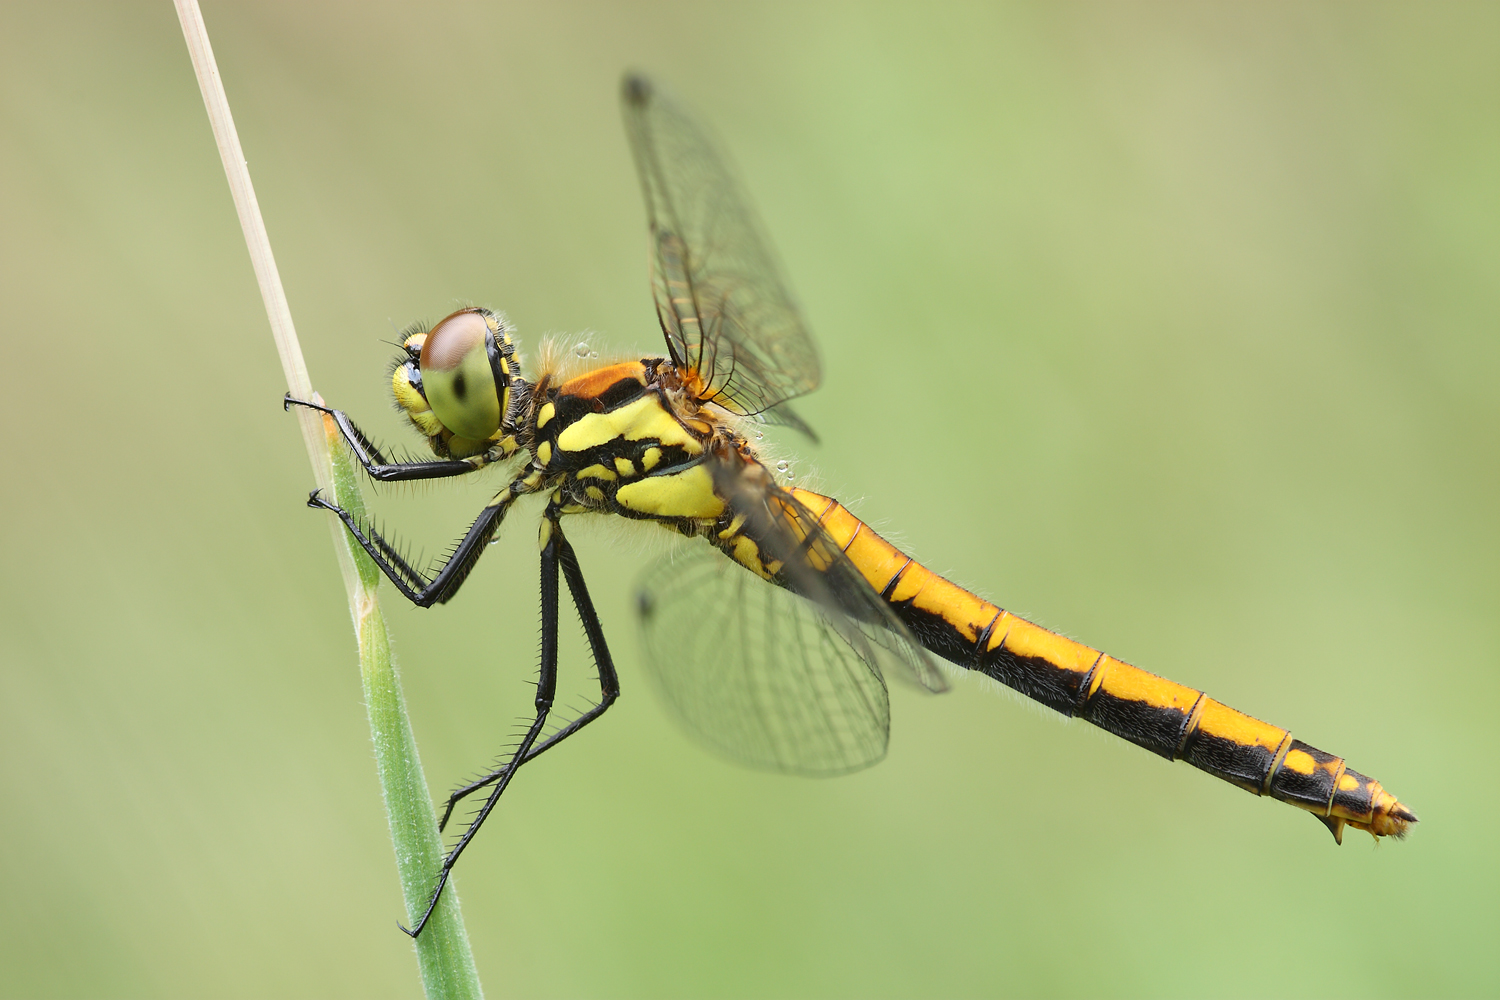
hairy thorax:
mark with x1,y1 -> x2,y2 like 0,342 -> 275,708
527,358 -> 754,530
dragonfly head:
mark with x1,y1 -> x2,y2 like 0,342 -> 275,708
391,307 -> 523,457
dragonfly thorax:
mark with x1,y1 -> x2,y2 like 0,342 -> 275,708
529,358 -> 734,526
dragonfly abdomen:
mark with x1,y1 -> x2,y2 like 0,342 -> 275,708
787,488 -> 1415,843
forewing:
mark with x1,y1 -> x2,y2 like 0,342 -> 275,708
621,74 -> 821,423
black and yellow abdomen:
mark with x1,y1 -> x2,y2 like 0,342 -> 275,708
785,487 -> 1416,843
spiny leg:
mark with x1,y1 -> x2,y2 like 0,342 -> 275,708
401,513 -> 572,937
285,395 -> 480,481
308,473 -> 538,607
437,515 -> 620,831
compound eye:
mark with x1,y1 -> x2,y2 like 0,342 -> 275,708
419,309 -> 503,440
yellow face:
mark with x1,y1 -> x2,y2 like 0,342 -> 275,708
390,308 -> 516,457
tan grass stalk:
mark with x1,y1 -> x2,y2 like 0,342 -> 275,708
173,3 -> 482,995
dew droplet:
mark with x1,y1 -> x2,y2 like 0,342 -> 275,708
574,341 -> 592,358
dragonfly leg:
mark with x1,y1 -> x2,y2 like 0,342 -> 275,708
285,394 -> 480,481
436,515 -> 620,831
308,476 -> 534,606
402,513 -> 580,937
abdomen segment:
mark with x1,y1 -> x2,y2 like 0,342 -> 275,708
788,488 -> 1416,843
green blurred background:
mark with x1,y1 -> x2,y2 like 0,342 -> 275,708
2,2 -> 1495,997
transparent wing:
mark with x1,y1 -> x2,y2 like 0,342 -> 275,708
713,465 -> 949,697
637,543 -> 890,775
621,74 -> 821,426
635,459 -> 947,775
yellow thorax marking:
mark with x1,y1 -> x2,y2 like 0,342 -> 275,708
730,535 -> 771,579
555,395 -> 704,455
577,464 -> 618,481
536,402 -> 556,429
615,464 -> 724,519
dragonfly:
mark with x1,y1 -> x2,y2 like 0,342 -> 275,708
288,74 -> 1416,937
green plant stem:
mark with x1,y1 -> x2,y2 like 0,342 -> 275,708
173,1 -> 482,995
327,427 -> 481,998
